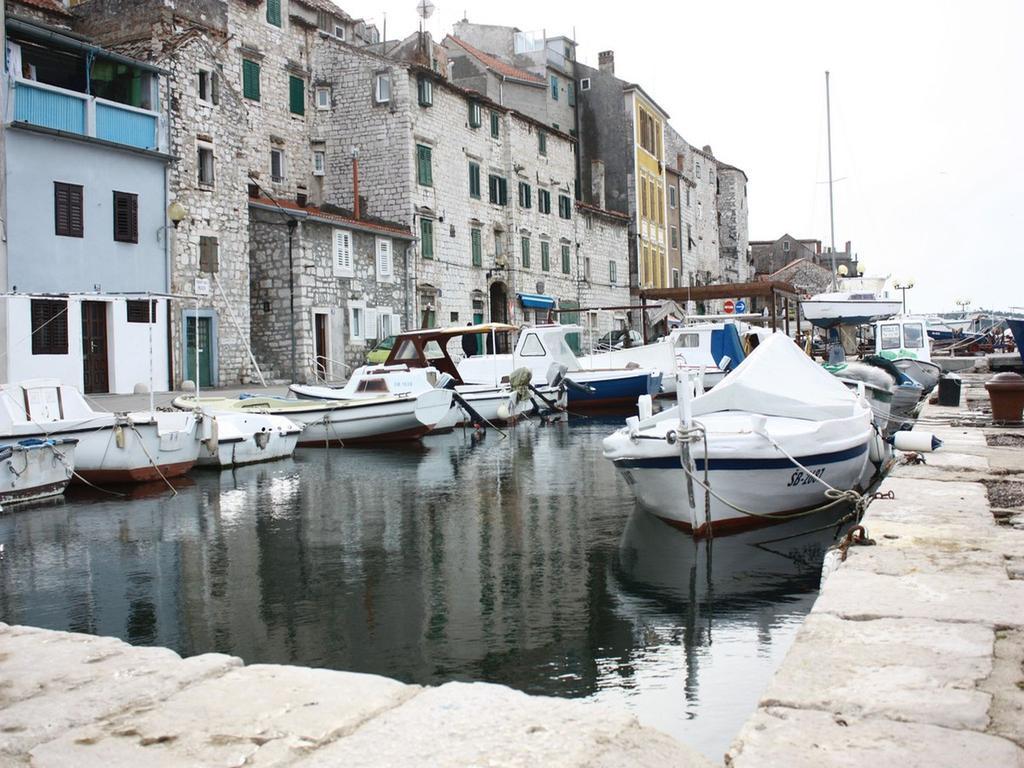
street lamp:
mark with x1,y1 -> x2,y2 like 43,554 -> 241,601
955,298 -> 971,313
894,279 -> 915,314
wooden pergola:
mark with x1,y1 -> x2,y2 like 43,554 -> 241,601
639,281 -> 801,342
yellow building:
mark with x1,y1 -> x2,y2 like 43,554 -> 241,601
626,86 -> 670,289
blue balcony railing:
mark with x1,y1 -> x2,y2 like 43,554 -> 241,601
11,79 -> 160,151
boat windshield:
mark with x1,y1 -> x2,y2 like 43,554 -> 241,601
880,324 -> 902,350
674,333 -> 700,349
903,323 -> 925,349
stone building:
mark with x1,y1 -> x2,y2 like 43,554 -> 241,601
750,234 -> 859,281
665,164 -> 682,287
716,163 -> 750,283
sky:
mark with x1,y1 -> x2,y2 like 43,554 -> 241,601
341,0 -> 1024,314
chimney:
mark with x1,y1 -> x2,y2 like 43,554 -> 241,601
591,159 -> 606,209
845,240 -> 851,254
598,50 -> 614,75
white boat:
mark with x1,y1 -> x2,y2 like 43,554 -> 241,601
174,388 -> 454,446
0,438 -> 77,505
802,290 -> 902,329
192,411 -> 302,468
458,324 -> 662,407
376,324 -> 568,423
602,334 -> 878,537
874,315 -> 942,394
0,379 -> 200,483
824,360 -> 896,434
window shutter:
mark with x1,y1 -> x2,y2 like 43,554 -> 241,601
211,71 -> 220,104
498,177 -> 508,206
469,162 -> 480,198
54,183 -> 69,235
333,229 -> 352,276
364,308 -> 379,340
417,144 -> 432,186
113,192 -> 138,243
420,219 -> 433,258
471,228 -> 481,266
266,0 -> 281,26
289,75 -> 305,115
390,313 -> 402,334
243,59 -> 260,101
376,237 -> 392,278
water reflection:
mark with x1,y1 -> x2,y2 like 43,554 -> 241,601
0,417 -> 851,758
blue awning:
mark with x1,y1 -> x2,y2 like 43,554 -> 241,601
517,292 -> 556,309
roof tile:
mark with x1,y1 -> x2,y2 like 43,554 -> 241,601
444,35 -> 545,85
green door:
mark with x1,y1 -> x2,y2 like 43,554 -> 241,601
185,316 -> 213,387
473,311 -> 484,354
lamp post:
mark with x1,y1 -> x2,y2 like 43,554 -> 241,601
894,279 -> 914,314
955,298 -> 971,314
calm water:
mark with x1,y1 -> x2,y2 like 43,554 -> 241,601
0,416 -> 849,759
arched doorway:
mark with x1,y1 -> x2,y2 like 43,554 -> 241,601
489,281 -> 509,353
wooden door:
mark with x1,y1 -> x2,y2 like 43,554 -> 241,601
185,316 -> 213,387
314,313 -> 328,380
81,301 -> 109,394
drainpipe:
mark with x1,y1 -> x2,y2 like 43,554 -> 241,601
287,219 -> 297,383
352,146 -> 360,219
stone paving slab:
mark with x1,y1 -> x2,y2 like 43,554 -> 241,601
295,681 -> 713,768
892,451 -> 991,480
28,665 -> 418,768
726,707 -> 1024,768
758,614 -> 993,730
0,624 -> 240,758
866,476 -> 993,528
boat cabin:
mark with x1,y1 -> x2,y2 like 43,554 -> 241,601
875,316 -> 933,363
384,323 -> 519,384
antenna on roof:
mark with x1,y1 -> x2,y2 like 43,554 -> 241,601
416,0 -> 435,36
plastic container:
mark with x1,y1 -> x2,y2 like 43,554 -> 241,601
937,374 -> 962,407
985,372 -> 1024,423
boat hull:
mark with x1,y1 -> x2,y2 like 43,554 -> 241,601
567,370 -> 662,407
1007,319 -> 1024,365
803,299 -> 903,328
0,439 -> 76,505
195,413 -> 301,468
893,359 -> 941,394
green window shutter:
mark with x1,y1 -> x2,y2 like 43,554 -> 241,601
418,76 -> 432,106
266,0 -> 281,26
541,241 -> 550,272
538,131 -> 547,155
242,59 -> 260,101
469,101 -> 481,128
497,177 -> 508,206
521,237 -> 530,268
561,244 -> 571,274
469,162 -> 480,198
567,81 -> 575,106
417,144 -> 432,186
539,189 -> 550,214
550,74 -> 558,100
518,182 -> 531,208
471,228 -> 482,266
420,218 -> 434,258
490,111 -> 499,138
609,260 -> 616,283
289,75 -> 304,115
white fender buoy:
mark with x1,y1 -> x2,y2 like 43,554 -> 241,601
206,416 -> 220,455
496,403 -> 511,421
869,431 -> 888,463
889,431 -> 943,452
637,394 -> 653,421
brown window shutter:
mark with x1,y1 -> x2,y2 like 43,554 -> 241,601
54,183 -> 69,236
113,191 -> 138,243
68,185 -> 83,237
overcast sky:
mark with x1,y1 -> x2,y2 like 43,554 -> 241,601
341,0 -> 1023,314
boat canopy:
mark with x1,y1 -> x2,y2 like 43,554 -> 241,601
517,293 -> 556,310
393,323 -> 518,340
692,333 -> 858,421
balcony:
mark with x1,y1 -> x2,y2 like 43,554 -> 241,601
11,78 -> 161,152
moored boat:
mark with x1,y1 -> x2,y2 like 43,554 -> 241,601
802,290 -> 902,329
874,316 -> 942,394
193,411 -> 302,468
0,438 -> 78,506
603,334 -> 878,537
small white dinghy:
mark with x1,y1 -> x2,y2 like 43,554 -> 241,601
0,438 -> 77,506
603,334 -> 879,537
0,379 -> 200,483
194,412 -> 302,468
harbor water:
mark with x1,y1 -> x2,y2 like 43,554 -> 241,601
0,416 -> 852,759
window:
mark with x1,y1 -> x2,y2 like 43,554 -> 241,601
521,236 -> 530,268
471,227 -> 482,266
417,75 -> 433,106
333,229 -> 353,277
609,260 -> 617,284
334,24 -> 346,39
374,73 -> 391,103
880,324 -> 901,350
538,189 -> 551,214
266,0 -> 281,26
580,77 -> 591,91
561,244 -> 571,274
126,300 -> 157,323
420,218 -> 434,259
198,68 -> 218,104
30,299 -> 68,355
519,333 -> 546,357
376,237 -> 393,280
350,306 -> 364,341
638,106 -> 658,156
468,101 -> 481,128
550,74 -> 559,100
270,148 -> 284,182
558,194 -> 572,220
199,235 -> 219,272
518,182 -> 532,209
468,161 -> 481,199
782,239 -> 791,252
541,241 -> 550,271
669,185 -> 677,208
687,223 -> 692,251
488,175 -> 508,206
197,143 -> 214,186
313,149 -> 325,176
242,59 -> 260,101
672,268 -> 680,288
697,200 -> 703,220
490,111 -> 500,138
640,178 -> 648,218
567,81 -> 575,107
289,75 -> 305,115
112,191 -> 138,243
685,186 -> 690,207
904,323 -> 925,349
416,144 -> 432,186
315,86 -> 330,110
670,225 -> 678,249
53,182 -> 83,238
696,161 -> 702,179
584,256 -> 591,281
538,131 -> 547,156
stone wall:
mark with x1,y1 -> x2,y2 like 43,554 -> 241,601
717,165 -> 750,283
687,145 -> 720,287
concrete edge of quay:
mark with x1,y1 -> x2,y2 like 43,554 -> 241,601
726,372 -> 1024,767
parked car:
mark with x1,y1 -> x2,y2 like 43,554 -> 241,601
591,329 -> 643,353
366,335 -> 396,364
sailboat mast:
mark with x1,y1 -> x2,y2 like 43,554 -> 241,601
826,70 -> 838,290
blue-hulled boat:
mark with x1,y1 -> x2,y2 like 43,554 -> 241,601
1008,319 -> 1024,365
